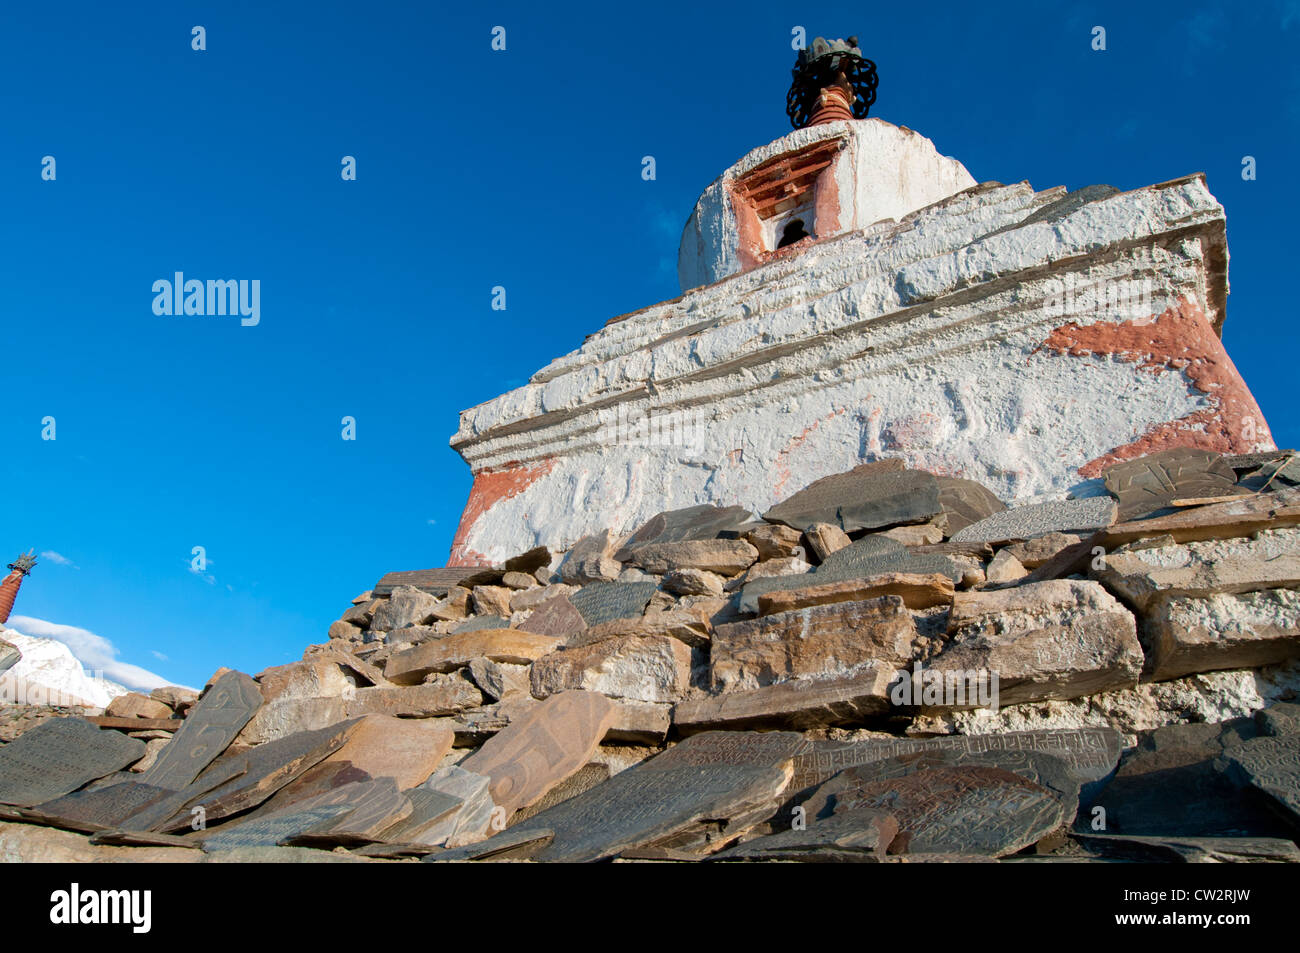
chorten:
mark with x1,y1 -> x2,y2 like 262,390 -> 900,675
0,551 -> 36,624
448,36 -> 1274,566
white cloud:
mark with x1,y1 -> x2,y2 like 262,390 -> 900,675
5,615 -> 185,692
39,550 -> 78,569
150,649 -> 169,662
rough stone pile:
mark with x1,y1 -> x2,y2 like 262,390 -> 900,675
1,446 -> 1298,862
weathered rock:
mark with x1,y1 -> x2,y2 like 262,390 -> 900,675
605,700 -> 672,744
341,600 -> 378,627
1099,486 -> 1300,546
460,691 -> 616,820
984,549 -> 1028,584
348,679 -> 483,718
467,658 -> 531,702
0,820 -> 200,863
802,522 -> 852,562
419,765 -> 497,847
756,572 -> 954,615
764,463 -> 941,533
929,580 -> 1143,707
724,555 -> 813,591
328,620 -> 362,641
934,476 -> 1007,536
1258,702 -> 1300,737
1003,532 -> 1082,569
710,597 -> 915,693
320,715 -> 454,789
568,581 -> 659,627
430,586 -> 471,621
449,614 -> 510,634
570,603 -> 713,650
106,692 -> 174,721
1074,832 -> 1300,863
509,583 -> 577,613
1143,589 -> 1300,682
624,539 -> 759,576
257,658 -> 357,704
371,586 -> 441,630
878,521 -> 945,546
662,568 -> 725,596
385,629 -> 561,685
804,764 -> 1067,857
471,585 -> 514,617
1094,528 -> 1300,610
517,594 -> 588,641
531,634 -> 691,704
558,530 -> 623,585
743,523 -> 805,560
674,662 -> 898,731
1103,448 -> 1240,521
375,786 -> 465,846
950,497 -> 1117,543
501,571 -> 535,590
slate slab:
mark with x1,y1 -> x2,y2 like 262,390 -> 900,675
790,728 -> 1122,805
375,787 -> 465,845
200,804 -> 356,851
1074,832 -> 1300,863
518,594 -> 587,640
1103,448 -> 1240,521
0,718 -> 146,807
949,496 -> 1117,543
614,505 -> 755,560
287,778 -> 413,847
458,546 -> 553,588
27,781 -> 175,833
804,764 -> 1067,857
568,581 -> 658,627
450,615 -> 510,634
1088,719 -> 1288,837
709,806 -> 899,862
136,670 -> 263,791
935,476 -> 1007,536
459,690 -> 615,820
1219,734 -> 1300,834
763,463 -> 941,533
738,535 -> 958,613
372,567 -> 474,597
0,638 -> 19,675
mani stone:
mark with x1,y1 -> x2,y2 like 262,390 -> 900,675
287,778 -> 414,847
384,629 -> 561,685
949,496 -> 1117,544
738,535 -> 957,614
803,764 -> 1067,857
1090,718 -> 1285,838
673,661 -> 898,732
789,728 -> 1122,803
710,597 -> 915,693
763,462 -> 941,534
927,580 -> 1143,707
531,635 -> 691,704
201,804 -> 357,851
935,476 -> 1007,536
472,736 -> 800,863
0,718 -> 147,807
459,690 -> 616,821
420,765 -> 497,847
567,581 -> 658,627
614,504 -> 755,560
1103,448 -> 1240,522
147,719 -> 361,832
319,715 -> 454,790
25,781 -> 175,833
1142,589 -> 1300,682
711,807 -> 899,862
623,539 -> 759,576
1219,734 -> 1300,833
376,787 -> 465,846
371,567 -> 475,597
137,670 -> 263,791
1258,702 -> 1300,737
756,572 -> 954,615
518,594 -> 588,641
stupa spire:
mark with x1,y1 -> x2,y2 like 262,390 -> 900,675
0,551 -> 37,624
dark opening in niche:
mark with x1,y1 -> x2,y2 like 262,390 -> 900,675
777,218 -> 809,248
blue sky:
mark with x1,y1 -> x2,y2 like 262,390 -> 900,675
2,0 -> 1297,689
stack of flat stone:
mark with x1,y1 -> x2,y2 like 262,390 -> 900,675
2,450 -> 1298,862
